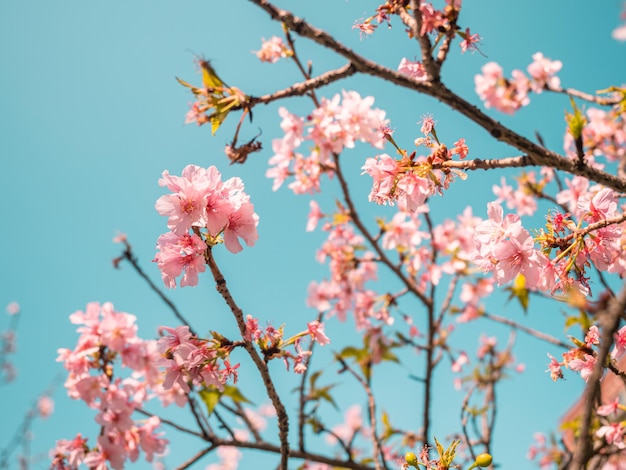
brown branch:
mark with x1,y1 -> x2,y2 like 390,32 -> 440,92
570,282 -> 626,469
174,445 -> 215,470
460,385 -> 478,462
246,62 -> 356,108
409,1 -> 439,81
558,212 -> 626,244
546,85 -> 621,107
135,408 -> 206,439
210,437 -> 376,470
434,155 -> 536,171
205,248 -> 290,469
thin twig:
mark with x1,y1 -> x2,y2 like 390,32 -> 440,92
482,312 -> 570,349
120,248 -> 196,336
205,248 -> 290,469
334,356 -> 387,470
135,408 -> 207,439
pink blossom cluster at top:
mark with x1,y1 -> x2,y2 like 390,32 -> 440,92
157,325 -> 240,392
254,36 -> 291,63
52,302 -> 183,470
474,53 -> 562,114
154,164 -> 259,288
267,91 -> 387,194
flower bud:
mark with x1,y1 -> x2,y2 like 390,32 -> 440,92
474,453 -> 493,467
405,451 -> 419,468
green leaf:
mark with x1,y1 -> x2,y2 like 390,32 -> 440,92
505,273 -> 529,313
565,97 -> 586,140
197,385 -> 252,416
198,387 -> 221,416
222,385 -> 253,405
199,59 -> 225,90
175,76 -> 204,95
309,370 -> 323,388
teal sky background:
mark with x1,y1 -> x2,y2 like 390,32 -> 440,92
1,1 -> 625,469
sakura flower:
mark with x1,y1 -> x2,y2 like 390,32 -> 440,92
306,200 -> 323,232
397,58 -> 427,81
459,27 -> 481,53
307,320 -> 330,346
597,397 -> 622,417
597,422 -> 626,448
154,232 -> 207,288
475,62 -> 530,114
546,353 -> 564,381
527,52 -> 562,92
37,396 -> 54,418
5,302 -> 19,315
568,353 -> 597,382
255,36 -> 290,63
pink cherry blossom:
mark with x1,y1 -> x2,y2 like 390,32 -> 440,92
527,52 -> 562,92
397,58 -> 427,81
307,320 -> 330,346
255,36 -> 290,63
154,232 -> 207,288
475,62 -> 530,114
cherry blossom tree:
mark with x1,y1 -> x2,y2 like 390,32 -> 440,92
5,1 -> 626,470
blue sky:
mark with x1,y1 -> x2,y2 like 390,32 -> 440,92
1,1 -> 625,469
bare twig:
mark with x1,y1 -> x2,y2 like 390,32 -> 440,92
120,248 -> 196,336
482,312 -> 570,349
334,356 -> 387,470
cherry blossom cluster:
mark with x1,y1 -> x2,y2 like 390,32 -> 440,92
157,325 -> 240,392
491,169 -> 554,217
306,213 -> 385,330
475,53 -> 562,114
52,302 -> 179,470
546,322 -> 626,385
267,91 -> 387,194
362,118 -> 469,212
354,1 -> 481,54
526,433 -> 565,469
594,398 -> 626,454
254,36 -> 291,63
243,315 -> 330,373
539,183 -> 625,292
473,201 -> 553,290
563,106 -> 626,166
154,164 -> 259,288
